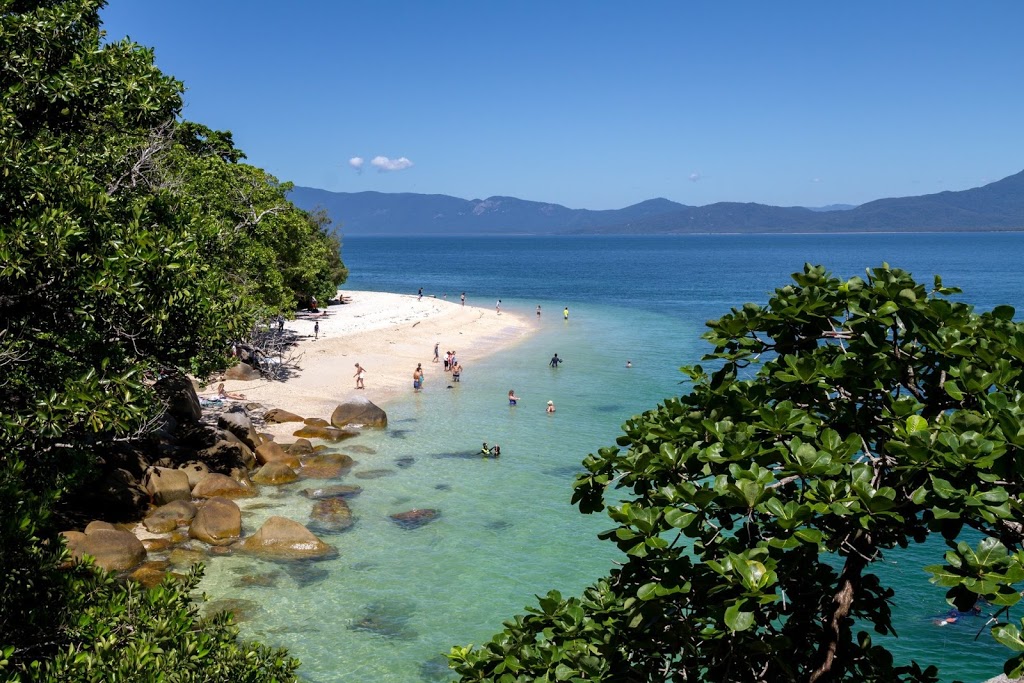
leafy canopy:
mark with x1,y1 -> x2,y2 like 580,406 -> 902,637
451,264 -> 1024,682
0,1 -> 344,679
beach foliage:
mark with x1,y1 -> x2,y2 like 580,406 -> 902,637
0,0 -> 342,678
451,264 -> 1024,681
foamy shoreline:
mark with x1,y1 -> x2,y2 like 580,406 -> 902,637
217,291 -> 534,435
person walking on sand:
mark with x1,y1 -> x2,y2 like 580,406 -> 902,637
433,342 -> 440,363
314,320 -> 319,340
546,400 -> 556,413
461,292 -> 465,306
563,307 -> 569,320
508,389 -> 519,406
353,363 -> 366,390
418,287 -> 423,301
496,299 -> 501,315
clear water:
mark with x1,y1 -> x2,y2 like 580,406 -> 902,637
199,233 -> 1024,682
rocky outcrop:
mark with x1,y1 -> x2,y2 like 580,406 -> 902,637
303,417 -> 330,427
288,438 -> 314,455
143,466 -> 192,505
224,362 -> 260,381
252,462 -> 299,485
191,473 -> 256,499
178,461 -> 210,488
217,407 -> 262,451
71,526 -> 147,571
200,439 -> 256,471
255,441 -> 301,468
189,497 -> 242,546
154,372 -> 202,423
239,516 -> 334,559
143,500 -> 198,533
292,425 -> 358,442
331,397 -> 387,429
265,408 -> 304,423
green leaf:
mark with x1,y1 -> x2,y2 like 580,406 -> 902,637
905,415 -> 928,433
724,601 -> 755,632
943,381 -> 964,401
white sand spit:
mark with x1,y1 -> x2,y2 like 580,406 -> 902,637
216,291 -> 533,435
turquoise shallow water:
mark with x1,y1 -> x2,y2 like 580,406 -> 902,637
199,234 -> 1024,682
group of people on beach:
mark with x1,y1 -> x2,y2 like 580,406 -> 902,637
431,343 -> 462,385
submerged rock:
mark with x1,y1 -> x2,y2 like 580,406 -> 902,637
239,516 -> 334,559
389,509 -> 440,530
350,600 -> 416,639
309,497 -> 354,533
394,456 -> 415,469
299,452 -> 355,479
204,597 -> 261,622
346,444 -> 377,454
353,469 -> 396,480
300,485 -> 363,500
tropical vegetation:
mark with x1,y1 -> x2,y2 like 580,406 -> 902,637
0,0 -> 344,679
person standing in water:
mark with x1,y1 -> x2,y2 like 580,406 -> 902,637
508,389 -> 519,406
536,305 -> 541,317
549,353 -> 563,368
546,400 -> 556,413
413,365 -> 423,391
563,307 -> 569,320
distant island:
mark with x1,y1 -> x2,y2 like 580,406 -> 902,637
290,169 -> 1024,235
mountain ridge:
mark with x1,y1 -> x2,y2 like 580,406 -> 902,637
289,169 -> 1024,235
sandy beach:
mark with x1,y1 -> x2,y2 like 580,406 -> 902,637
216,291 -> 534,435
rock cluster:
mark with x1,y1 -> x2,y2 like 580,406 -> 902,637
60,380 -> 401,584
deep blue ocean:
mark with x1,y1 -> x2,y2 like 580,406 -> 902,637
200,233 -> 1024,682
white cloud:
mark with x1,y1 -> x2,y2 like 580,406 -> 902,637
688,172 -> 701,182
811,177 -> 821,183
348,156 -> 365,170
371,155 -> 414,172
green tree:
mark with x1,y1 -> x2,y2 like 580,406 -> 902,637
164,123 -> 348,315
0,1 -> 327,678
451,264 -> 1024,682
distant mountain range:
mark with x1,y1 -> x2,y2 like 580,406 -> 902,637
289,169 -> 1024,235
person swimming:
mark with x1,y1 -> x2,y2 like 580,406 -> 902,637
481,442 -> 500,457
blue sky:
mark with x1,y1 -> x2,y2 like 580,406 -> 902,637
100,1 -> 1024,210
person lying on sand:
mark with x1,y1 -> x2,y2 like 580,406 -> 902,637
217,383 -> 246,400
